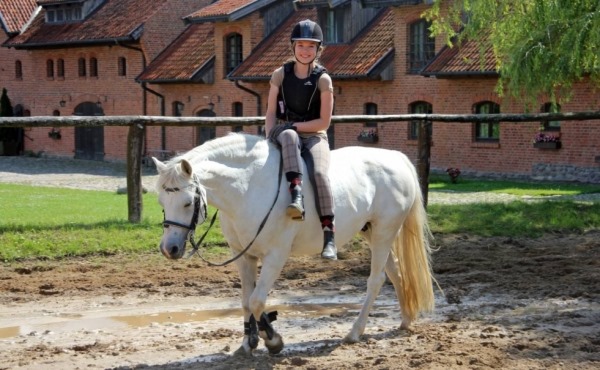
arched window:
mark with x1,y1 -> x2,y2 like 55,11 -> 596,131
15,60 -> 23,80
225,33 -> 243,74
409,101 -> 432,140
78,57 -> 86,77
474,101 -> 500,141
541,102 -> 561,131
232,102 -> 243,132
46,59 -> 54,78
118,57 -> 127,76
89,57 -> 98,77
57,59 -> 65,78
172,101 -> 184,117
364,102 -> 378,128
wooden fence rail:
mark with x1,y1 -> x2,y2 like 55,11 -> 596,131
1,111 -> 599,222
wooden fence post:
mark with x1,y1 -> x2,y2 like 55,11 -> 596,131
127,122 -> 145,223
417,120 -> 432,207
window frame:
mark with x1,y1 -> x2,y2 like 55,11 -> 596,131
409,101 -> 433,140
408,19 -> 435,74
89,57 -> 98,77
46,59 -> 54,79
232,102 -> 244,132
15,60 -> 23,80
541,102 -> 561,131
118,57 -> 127,76
78,57 -> 87,77
364,102 -> 378,128
473,101 -> 501,142
224,33 -> 243,75
56,58 -> 65,78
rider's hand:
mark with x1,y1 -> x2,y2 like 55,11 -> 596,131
268,122 -> 296,144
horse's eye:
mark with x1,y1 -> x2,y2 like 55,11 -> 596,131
184,202 -> 192,208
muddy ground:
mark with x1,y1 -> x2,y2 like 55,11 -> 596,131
0,231 -> 598,369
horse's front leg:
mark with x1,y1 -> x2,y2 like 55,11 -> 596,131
233,255 -> 259,356
249,252 -> 288,354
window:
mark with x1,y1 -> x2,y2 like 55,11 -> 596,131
57,59 -> 64,78
118,57 -> 127,76
233,102 -> 243,132
323,7 -> 345,44
409,101 -> 432,140
46,59 -> 54,78
474,101 -> 500,141
46,6 -> 83,23
541,102 -> 561,131
408,20 -> 435,73
364,103 -> 378,128
15,60 -> 22,80
78,57 -> 86,77
89,58 -> 98,77
225,33 -> 242,74
172,101 -> 184,117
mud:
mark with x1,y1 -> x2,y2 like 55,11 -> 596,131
1,231 -> 599,369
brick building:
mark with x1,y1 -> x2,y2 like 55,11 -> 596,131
2,0 -> 599,182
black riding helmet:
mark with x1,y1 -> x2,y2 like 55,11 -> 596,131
290,19 -> 323,45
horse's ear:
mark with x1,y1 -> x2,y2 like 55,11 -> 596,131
152,157 -> 167,173
180,159 -> 193,179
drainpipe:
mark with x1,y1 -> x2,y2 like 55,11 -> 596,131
142,85 -> 166,151
234,80 -> 262,115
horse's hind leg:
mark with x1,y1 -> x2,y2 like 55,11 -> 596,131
233,255 -> 259,356
384,252 -> 412,330
344,241 -> 390,343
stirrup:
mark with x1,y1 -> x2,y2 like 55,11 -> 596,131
286,203 -> 305,220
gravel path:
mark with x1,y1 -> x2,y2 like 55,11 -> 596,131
1,156 -> 598,204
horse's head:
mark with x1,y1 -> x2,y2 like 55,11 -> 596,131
153,157 -> 207,260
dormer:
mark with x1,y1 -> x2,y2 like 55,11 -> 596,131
38,0 -> 105,24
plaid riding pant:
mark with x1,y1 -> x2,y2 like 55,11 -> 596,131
277,129 -> 334,218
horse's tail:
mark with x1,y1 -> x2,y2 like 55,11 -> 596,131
393,176 -> 435,324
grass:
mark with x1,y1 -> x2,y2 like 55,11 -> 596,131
1,178 -> 599,262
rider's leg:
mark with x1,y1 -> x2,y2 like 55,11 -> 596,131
278,130 -> 304,220
302,135 -> 337,260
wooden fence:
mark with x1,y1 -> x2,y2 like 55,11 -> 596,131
1,110 -> 599,222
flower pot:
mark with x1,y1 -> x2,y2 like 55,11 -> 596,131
357,136 -> 378,144
533,142 -> 561,149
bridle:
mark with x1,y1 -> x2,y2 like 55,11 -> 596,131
161,157 -> 283,267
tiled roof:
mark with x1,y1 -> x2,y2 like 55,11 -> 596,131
137,23 -> 214,83
421,39 -> 499,77
4,0 -> 169,48
185,0 -> 271,22
293,0 -> 351,7
0,0 -> 38,34
229,7 -> 394,80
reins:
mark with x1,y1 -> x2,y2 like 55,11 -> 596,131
163,156 -> 283,267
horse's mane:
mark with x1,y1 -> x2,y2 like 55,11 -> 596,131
157,133 -> 271,191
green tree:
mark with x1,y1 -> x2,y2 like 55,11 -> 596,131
424,0 -> 600,106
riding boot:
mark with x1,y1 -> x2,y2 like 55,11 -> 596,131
286,173 -> 304,221
321,217 -> 337,260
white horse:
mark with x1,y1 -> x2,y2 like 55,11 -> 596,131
153,133 -> 434,356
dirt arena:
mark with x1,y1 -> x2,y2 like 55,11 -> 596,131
1,231 -> 598,370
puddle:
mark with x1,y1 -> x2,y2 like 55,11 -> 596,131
0,302 -> 363,339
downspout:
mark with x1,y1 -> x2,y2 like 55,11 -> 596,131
234,80 -> 262,115
142,85 -> 166,151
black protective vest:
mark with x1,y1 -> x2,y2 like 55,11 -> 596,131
276,61 -> 326,122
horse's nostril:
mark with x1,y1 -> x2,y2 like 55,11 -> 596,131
171,246 -> 179,255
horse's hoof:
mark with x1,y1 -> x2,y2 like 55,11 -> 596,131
343,333 -> 360,344
265,333 -> 284,355
233,345 -> 253,357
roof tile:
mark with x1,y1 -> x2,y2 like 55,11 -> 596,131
5,0 -> 169,47
186,0 -> 255,20
421,39 -> 498,77
137,23 -> 214,83
230,7 -> 394,80
0,0 -> 38,34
